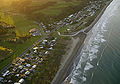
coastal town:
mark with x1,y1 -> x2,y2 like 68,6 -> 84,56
0,0 -> 111,84
38,0 -> 105,35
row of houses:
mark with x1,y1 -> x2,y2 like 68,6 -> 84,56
38,0 -> 105,33
0,37 -> 57,84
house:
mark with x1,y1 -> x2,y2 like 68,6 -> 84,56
40,46 -> 44,49
48,47 -> 53,50
29,28 -> 41,36
26,64 -> 31,67
25,71 -> 30,75
14,83 -> 20,84
34,50 -> 37,53
29,28 -> 38,33
33,47 -> 38,50
3,70 -> 9,77
32,65 -> 37,69
18,78 -> 24,83
15,74 -> 20,77
45,51 -> 49,55
42,40 -> 48,44
18,66 -> 23,69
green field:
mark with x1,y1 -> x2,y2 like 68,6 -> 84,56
33,1 -> 81,16
0,36 -> 41,70
0,12 -> 42,70
7,0 -> 89,23
12,15 -> 39,36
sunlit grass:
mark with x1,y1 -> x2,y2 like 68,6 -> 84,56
12,15 -> 39,36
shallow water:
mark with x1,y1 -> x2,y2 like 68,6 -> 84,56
69,0 -> 120,84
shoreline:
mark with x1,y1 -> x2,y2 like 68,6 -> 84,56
51,1 -> 113,84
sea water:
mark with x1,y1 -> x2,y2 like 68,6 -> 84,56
69,0 -> 120,84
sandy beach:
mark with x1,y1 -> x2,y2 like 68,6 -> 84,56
51,1 -> 113,84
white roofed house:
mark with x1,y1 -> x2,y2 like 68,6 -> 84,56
42,40 -> 48,44
14,79 -> 24,84
32,65 -> 37,69
18,78 -> 24,83
25,71 -> 30,75
48,47 -> 53,50
26,64 -> 31,67
2,70 -> 9,77
33,47 -> 38,50
45,51 -> 49,55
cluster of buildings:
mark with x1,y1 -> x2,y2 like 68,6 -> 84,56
29,28 -> 41,36
0,37 -> 57,84
38,0 -> 105,33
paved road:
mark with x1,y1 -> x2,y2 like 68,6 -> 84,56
57,27 -> 87,37
0,21 -> 65,74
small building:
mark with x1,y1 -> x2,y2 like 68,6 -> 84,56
18,78 -> 24,83
29,28 -> 38,33
16,74 -> 20,77
42,40 -> 48,44
48,47 -> 53,50
3,70 -> 9,77
19,65 -> 23,69
45,51 -> 49,55
33,47 -> 38,50
14,83 -> 21,84
40,46 -> 44,49
32,65 -> 37,69
41,58 -> 43,62
26,64 -> 31,67
29,28 -> 41,36
34,50 -> 37,53
25,71 -> 30,75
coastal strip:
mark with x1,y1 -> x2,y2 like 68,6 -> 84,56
51,1 -> 113,84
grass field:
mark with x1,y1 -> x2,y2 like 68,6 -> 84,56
12,15 -> 39,36
0,12 -> 42,70
33,1 -> 81,16
0,36 -> 41,70
8,0 -> 89,23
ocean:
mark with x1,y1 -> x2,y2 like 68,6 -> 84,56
68,0 -> 120,84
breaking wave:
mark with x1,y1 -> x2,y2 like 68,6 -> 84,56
67,0 -> 120,84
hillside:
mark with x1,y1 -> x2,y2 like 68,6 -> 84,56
9,0 -> 90,23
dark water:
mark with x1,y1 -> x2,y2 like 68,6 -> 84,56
69,0 -> 120,84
